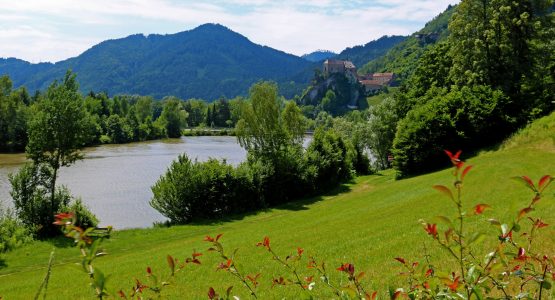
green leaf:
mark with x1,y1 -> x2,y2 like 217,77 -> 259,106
543,280 -> 552,290
432,185 -> 454,201
435,216 -> 454,228
468,232 -> 485,246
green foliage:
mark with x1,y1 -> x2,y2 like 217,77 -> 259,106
305,128 -> 354,190
448,0 -> 555,119
392,86 -> 511,177
366,97 -> 400,169
0,76 -> 30,152
9,163 -> 70,237
359,5 -> 455,80
159,97 -> 187,138
0,209 -> 33,254
62,199 -> 99,229
150,155 -> 260,224
236,82 -> 305,158
26,71 -> 90,169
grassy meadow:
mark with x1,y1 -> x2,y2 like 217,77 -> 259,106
0,113 -> 554,299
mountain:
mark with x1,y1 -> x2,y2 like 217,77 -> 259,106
0,24 -> 313,100
302,50 -> 337,62
334,35 -> 407,69
359,5 -> 456,80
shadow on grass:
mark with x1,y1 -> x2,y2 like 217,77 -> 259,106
0,258 -> 7,269
45,235 -> 75,248
186,180 -> 355,227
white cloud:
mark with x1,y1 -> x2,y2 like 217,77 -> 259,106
0,0 -> 460,63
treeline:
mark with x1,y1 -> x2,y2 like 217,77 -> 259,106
298,0 -> 554,178
150,82 -> 371,224
0,73 -> 246,153
387,0 -> 555,177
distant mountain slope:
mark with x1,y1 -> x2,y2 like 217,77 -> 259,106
359,5 -> 456,80
335,35 -> 407,69
0,24 -> 312,100
302,50 -> 337,62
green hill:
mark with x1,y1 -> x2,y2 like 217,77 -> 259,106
359,5 -> 456,81
0,111 -> 553,298
0,24 -> 312,101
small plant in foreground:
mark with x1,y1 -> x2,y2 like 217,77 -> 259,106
205,234 -> 256,298
393,150 -> 554,299
54,212 -> 112,299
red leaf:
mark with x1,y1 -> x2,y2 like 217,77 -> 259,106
207,287 -> 217,300
432,185 -> 454,201
117,290 -> 126,298
474,204 -> 491,215
393,290 -> 402,299
447,276 -> 460,291
216,233 -> 223,241
146,266 -> 152,274
394,257 -> 406,264
538,175 -> 553,192
204,235 -> 215,242
425,268 -> 433,277
518,207 -> 533,220
461,165 -> 473,181
297,247 -> 304,256
192,252 -> 203,258
167,255 -> 175,275
424,223 -> 438,237
256,236 -> 271,249
371,291 -> 378,300
513,176 -> 537,192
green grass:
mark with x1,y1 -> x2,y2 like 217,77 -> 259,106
1,113 -> 554,299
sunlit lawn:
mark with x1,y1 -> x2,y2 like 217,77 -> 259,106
1,114 -> 554,299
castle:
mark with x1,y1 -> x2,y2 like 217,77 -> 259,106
323,59 -> 395,94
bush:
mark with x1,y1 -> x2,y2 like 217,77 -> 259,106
392,86 -> 511,178
0,209 -> 33,254
150,155 -> 262,224
305,128 -> 355,191
8,162 -> 94,238
247,145 -> 308,206
62,198 -> 99,229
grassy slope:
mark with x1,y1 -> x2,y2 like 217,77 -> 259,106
0,113 -> 554,299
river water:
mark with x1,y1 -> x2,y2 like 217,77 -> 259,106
0,136 -> 246,229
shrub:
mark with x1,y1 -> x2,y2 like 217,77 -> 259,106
392,85 -> 511,178
62,198 -> 99,229
0,209 -> 33,254
150,155 -> 262,224
9,163 -> 70,237
247,145 -> 308,206
305,128 -> 354,191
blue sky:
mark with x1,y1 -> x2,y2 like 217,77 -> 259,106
0,0 -> 459,63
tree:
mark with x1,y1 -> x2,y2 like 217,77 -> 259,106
25,70 -> 91,232
366,97 -> 400,169
448,0 -> 554,118
236,82 -> 304,158
160,97 -> 187,138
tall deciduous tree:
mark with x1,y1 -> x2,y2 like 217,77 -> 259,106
236,82 -> 304,158
160,97 -> 187,138
449,0 -> 554,117
25,70 -> 91,235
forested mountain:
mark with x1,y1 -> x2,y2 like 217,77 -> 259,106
359,5 -> 456,80
302,50 -> 337,62
335,35 -> 407,68
0,24 -> 313,100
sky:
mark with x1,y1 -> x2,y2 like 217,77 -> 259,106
0,0 -> 460,63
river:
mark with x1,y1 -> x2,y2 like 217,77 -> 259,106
0,136 -> 247,229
